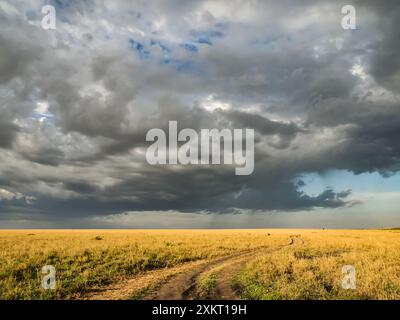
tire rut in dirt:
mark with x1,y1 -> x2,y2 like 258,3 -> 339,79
187,239 -> 305,300
146,249 -> 263,300
182,251 -> 258,300
146,238 -> 304,300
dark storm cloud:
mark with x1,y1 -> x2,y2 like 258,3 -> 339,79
331,111 -> 400,175
360,0 -> 400,92
219,110 -> 305,149
19,147 -> 65,166
0,30 -> 42,84
0,0 -> 399,224
0,120 -> 19,149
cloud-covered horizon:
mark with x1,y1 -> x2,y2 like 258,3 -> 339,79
0,0 -> 399,227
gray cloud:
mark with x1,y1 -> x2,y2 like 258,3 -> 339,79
0,0 -> 399,225
0,120 -> 19,148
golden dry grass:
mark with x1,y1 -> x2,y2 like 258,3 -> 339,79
0,229 -> 399,300
234,229 -> 400,300
0,229 -> 285,299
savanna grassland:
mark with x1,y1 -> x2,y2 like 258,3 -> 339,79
0,229 -> 399,300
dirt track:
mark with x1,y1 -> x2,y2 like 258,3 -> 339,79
148,247 -> 270,300
149,235 -> 304,300
83,236 -> 304,300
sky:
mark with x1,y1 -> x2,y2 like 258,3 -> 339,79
0,0 -> 399,228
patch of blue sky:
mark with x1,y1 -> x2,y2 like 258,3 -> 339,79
251,36 -> 286,49
48,0 -> 77,24
129,39 -> 151,59
150,40 -> 171,53
180,43 -> 198,53
50,0 -> 71,9
50,0 -> 91,10
31,112 -> 54,121
161,58 -> 203,76
196,37 -> 213,45
128,38 -> 203,75
296,170 -> 400,196
190,30 -> 224,46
